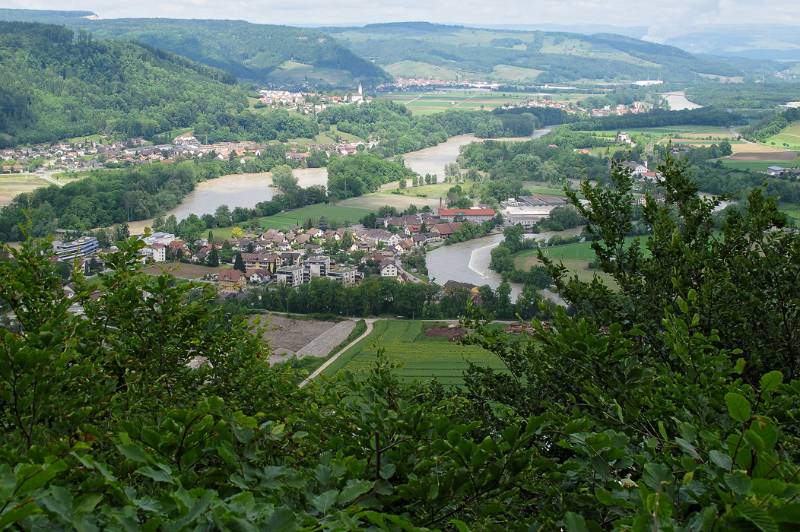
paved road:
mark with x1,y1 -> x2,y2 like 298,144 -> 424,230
298,319 -> 376,388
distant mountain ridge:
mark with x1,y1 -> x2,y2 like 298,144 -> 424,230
0,8 -> 390,89
322,22 -> 751,83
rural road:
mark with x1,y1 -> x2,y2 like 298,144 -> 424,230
298,318 -> 376,388
33,172 -> 64,187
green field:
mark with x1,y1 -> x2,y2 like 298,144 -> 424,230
214,203 -> 372,238
514,237 -> 647,284
380,90 -> 584,116
0,173 -> 47,206
765,122 -> 800,150
323,320 -> 506,385
781,203 -> 800,224
589,126 -> 737,149
721,159 -> 800,172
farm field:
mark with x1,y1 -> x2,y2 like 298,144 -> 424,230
323,320 -> 506,385
339,191 -> 441,211
589,126 -> 737,149
0,173 -> 48,206
380,90 -> 587,116
781,203 -> 800,224
215,203 -> 373,237
721,159 -> 800,171
142,262 -> 227,280
765,122 -> 800,151
514,237 -> 647,284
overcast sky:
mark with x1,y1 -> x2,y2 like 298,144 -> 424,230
3,0 -> 800,40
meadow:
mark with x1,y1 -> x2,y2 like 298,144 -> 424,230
782,203 -> 800,225
0,173 -> 47,206
214,203 -> 372,238
764,122 -> 800,151
323,320 -> 506,385
514,237 -> 647,284
380,90 -> 586,116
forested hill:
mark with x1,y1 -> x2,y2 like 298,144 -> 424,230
0,22 -> 241,146
323,22 -> 746,83
0,9 -> 391,88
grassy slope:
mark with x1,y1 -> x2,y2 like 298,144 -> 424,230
323,319 -> 505,385
324,22 -> 741,83
765,122 -> 800,150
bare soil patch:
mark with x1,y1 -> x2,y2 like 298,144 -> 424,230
143,263 -> 225,279
424,326 -> 467,341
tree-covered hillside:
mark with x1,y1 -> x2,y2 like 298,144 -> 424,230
0,9 -> 391,88
323,22 -> 745,83
0,22 -> 239,146
0,22 -> 319,147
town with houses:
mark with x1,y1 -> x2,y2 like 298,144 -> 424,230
50,205 -> 524,294
0,131 -> 374,176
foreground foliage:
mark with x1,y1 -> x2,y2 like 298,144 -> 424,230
1,159 -> 799,529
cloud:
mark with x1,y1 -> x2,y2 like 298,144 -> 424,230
3,0 -> 799,32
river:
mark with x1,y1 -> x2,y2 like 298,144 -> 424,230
129,167 -> 328,233
130,128 -> 551,233
426,227 -> 583,303
661,91 -> 702,111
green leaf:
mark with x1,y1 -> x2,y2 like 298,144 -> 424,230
116,444 -> 148,464
135,466 -> 174,484
724,472 -> 752,495
759,371 -> 783,393
564,512 -> 589,532
736,502 -> 778,532
451,518 -> 471,532
771,504 -> 800,524
642,462 -> 673,490
379,462 -> 396,480
265,507 -> 297,531
311,489 -> 338,515
725,392 -> 751,423
675,438 -> 699,459
337,480 -> 373,505
0,500 -> 40,529
38,485 -> 73,522
708,450 -> 732,470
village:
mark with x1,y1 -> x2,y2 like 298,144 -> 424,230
50,206 -> 504,293
0,131 -> 375,176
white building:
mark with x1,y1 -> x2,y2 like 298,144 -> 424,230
276,265 -> 303,287
380,260 -> 398,278
53,236 -> 99,262
151,243 -> 166,263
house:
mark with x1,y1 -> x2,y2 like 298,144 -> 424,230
276,264 -> 303,287
380,259 -> 398,278
168,240 -> 189,259
621,161 -> 649,177
767,166 -> 786,177
437,208 -> 496,223
303,255 -> 330,282
431,222 -> 462,239
217,269 -> 245,291
53,236 -> 99,262
247,269 -> 271,283
280,252 -> 303,266
151,243 -> 166,263
327,266 -> 357,285
241,252 -> 280,273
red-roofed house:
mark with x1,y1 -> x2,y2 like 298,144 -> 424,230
437,208 -> 496,223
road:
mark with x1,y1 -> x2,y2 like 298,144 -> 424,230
298,318 -> 376,388
33,171 -> 64,187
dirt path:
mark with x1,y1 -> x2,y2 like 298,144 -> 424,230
299,319 -> 375,388
296,320 -> 356,358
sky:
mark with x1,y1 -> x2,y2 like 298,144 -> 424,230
3,0 -> 800,41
